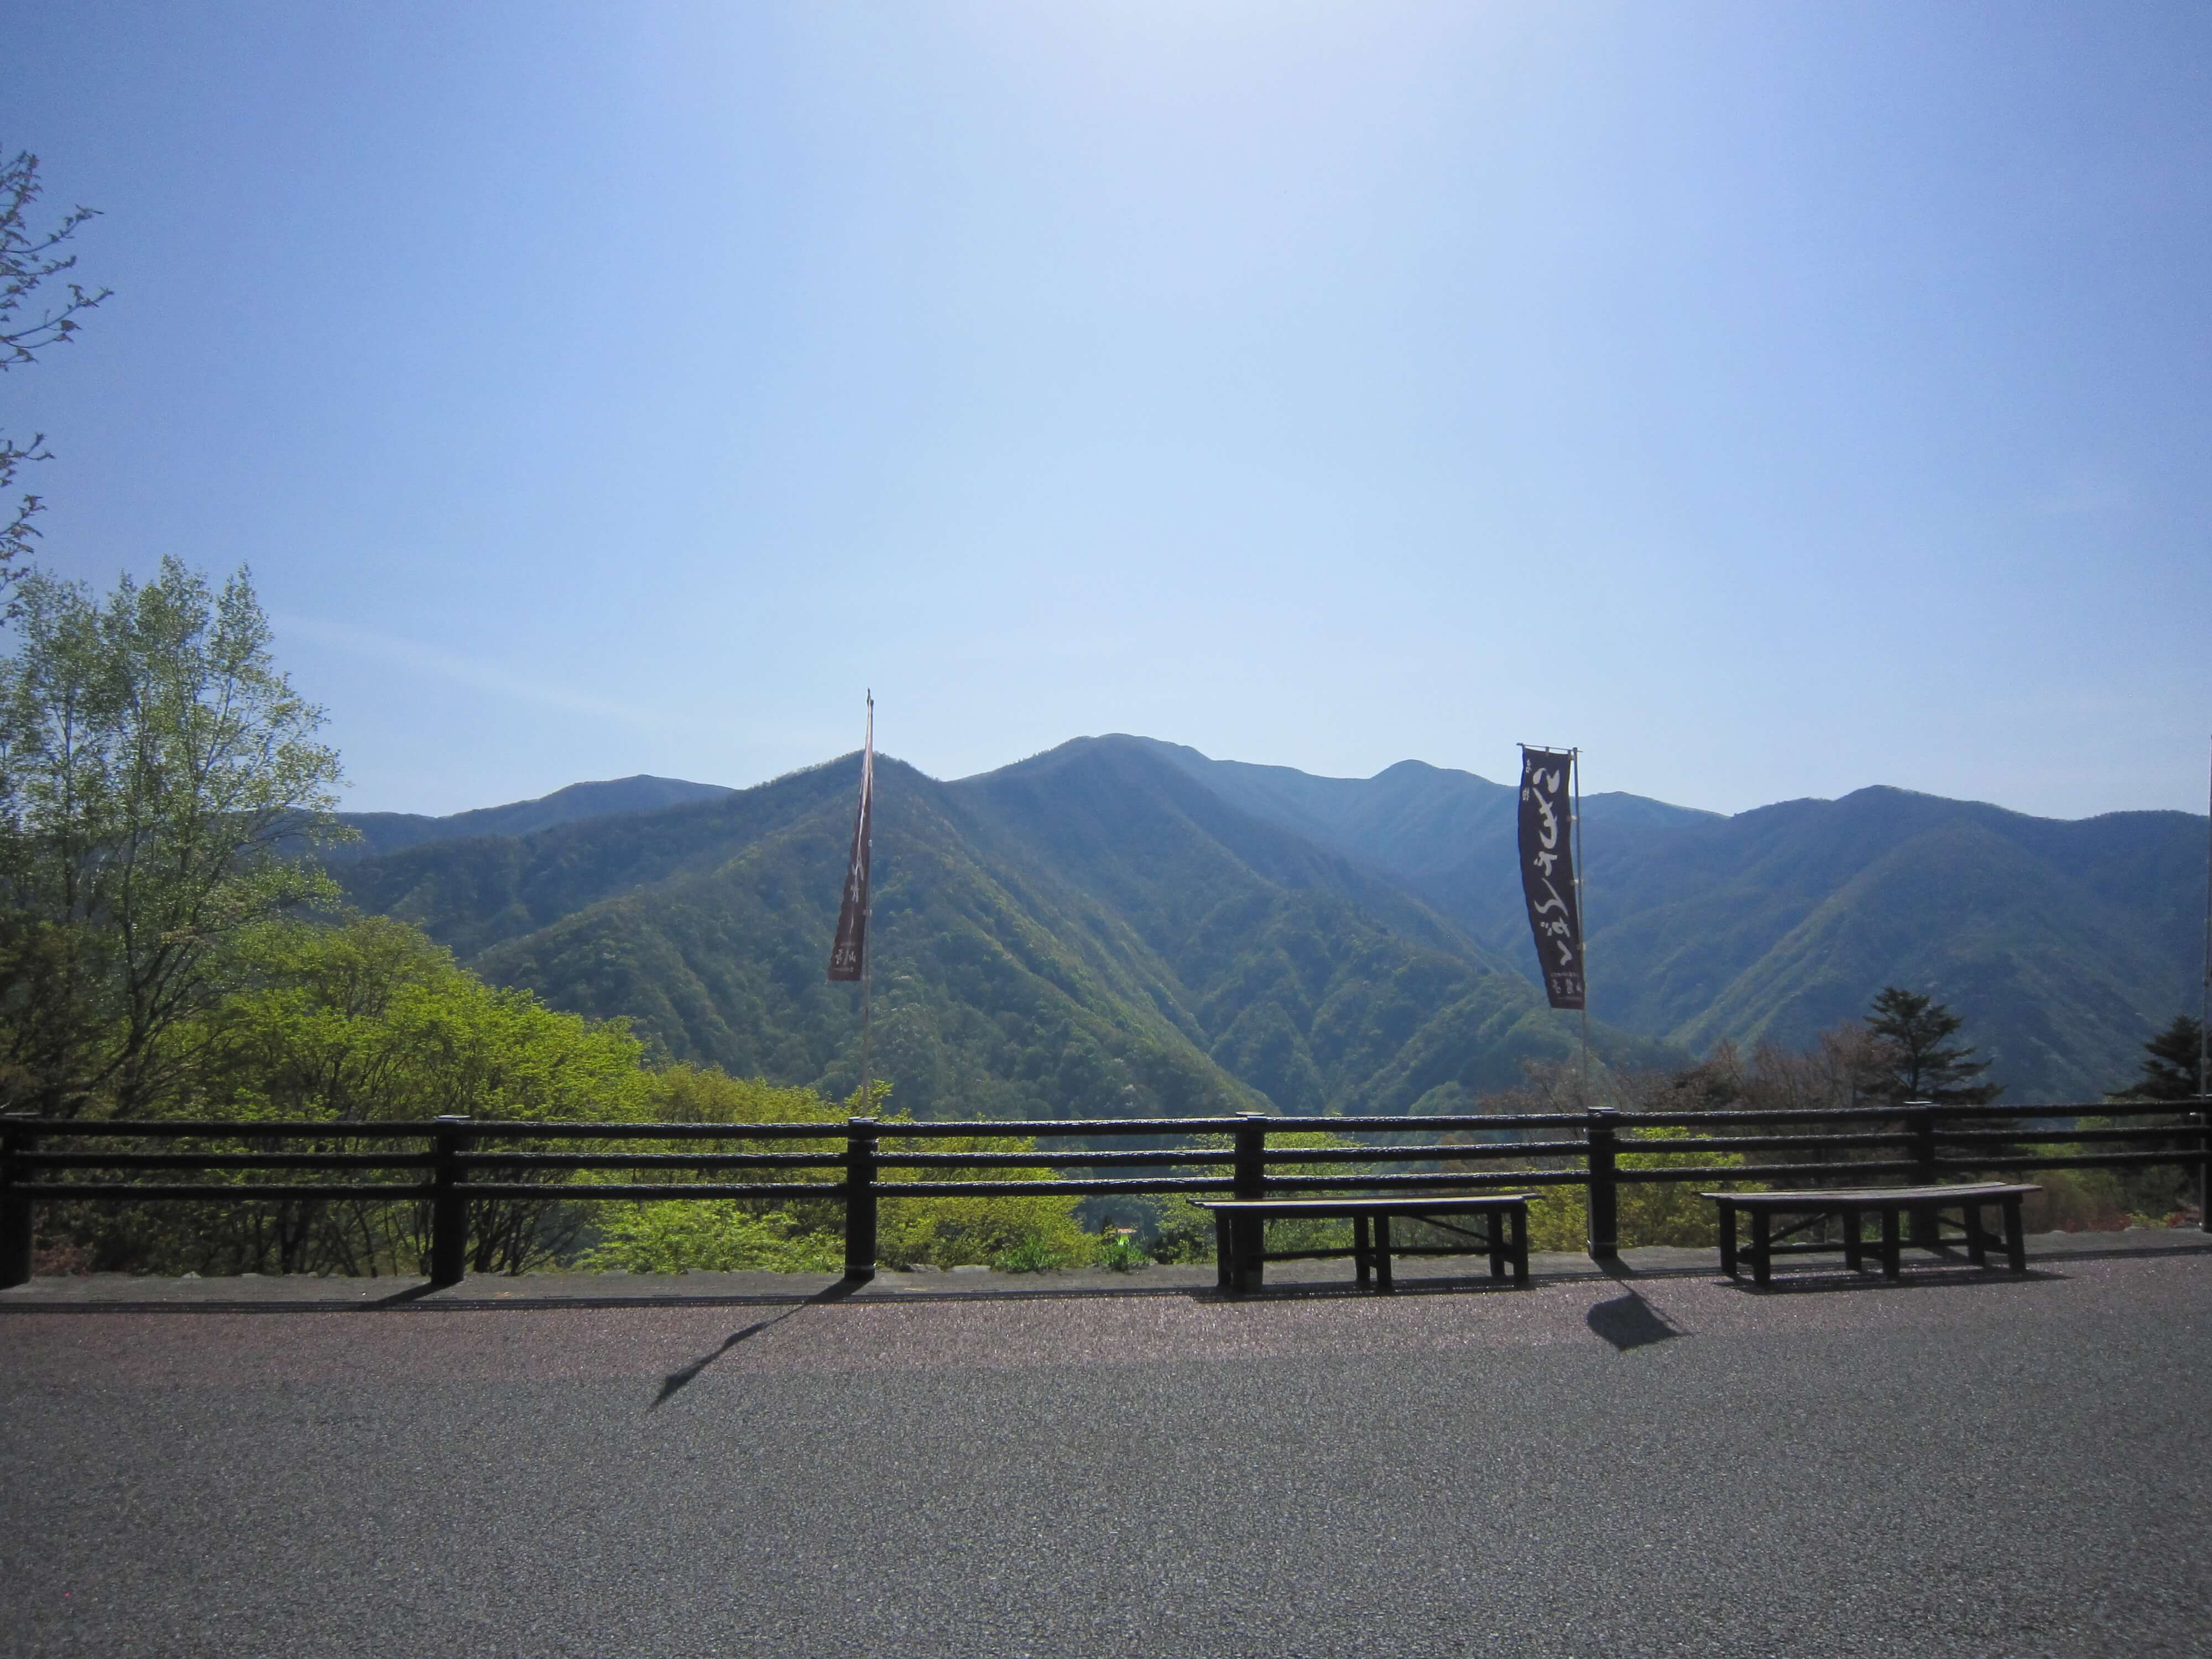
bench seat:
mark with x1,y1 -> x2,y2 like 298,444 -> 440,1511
1196,1194 -> 1533,1295
1704,1183 -> 2041,1286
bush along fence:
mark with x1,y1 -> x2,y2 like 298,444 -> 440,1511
2,1099 -> 2206,1288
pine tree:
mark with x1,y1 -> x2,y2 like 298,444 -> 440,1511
2119,1015 -> 2206,1102
1863,986 -> 2003,1105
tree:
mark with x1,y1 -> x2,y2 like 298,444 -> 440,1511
2,149 -> 109,577
2115,1014 -> 2205,1102
1863,985 -> 2002,1106
0,557 -> 347,1113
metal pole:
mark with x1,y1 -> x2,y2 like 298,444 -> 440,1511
1573,746 -> 1590,1109
2200,734 -> 2209,1233
858,691 -> 875,1117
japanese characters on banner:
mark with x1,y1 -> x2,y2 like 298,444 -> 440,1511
826,697 -> 874,983
1516,746 -> 1584,1011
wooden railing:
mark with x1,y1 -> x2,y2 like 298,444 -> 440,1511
2,1099 -> 2205,1287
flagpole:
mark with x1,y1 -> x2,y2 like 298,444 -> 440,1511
2199,732 -> 2209,1101
1573,746 -> 1590,1109
859,691 -> 875,1117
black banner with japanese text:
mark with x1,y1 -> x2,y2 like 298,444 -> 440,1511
1516,746 -> 1584,1010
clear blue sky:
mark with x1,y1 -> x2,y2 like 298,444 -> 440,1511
7,2 -> 2208,818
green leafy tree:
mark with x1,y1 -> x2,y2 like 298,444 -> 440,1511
2,149 -> 109,576
60,915 -> 653,1275
0,557 -> 347,1114
1863,985 -> 2002,1106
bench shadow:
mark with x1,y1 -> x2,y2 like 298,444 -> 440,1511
650,1277 -> 861,1410
1730,1255 -> 2066,1295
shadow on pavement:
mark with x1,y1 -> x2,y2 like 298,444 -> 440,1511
652,1278 -> 861,1410
8,1235 -> 2199,1314
1584,1258 -> 1683,1350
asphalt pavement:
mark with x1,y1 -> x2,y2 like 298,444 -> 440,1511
4,1233 -> 2209,1657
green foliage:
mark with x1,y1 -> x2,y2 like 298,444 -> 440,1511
53,915 -> 653,1275
0,557 -> 347,1114
580,1206 -> 840,1274
878,1135 -> 1098,1271
578,1065 -> 1102,1275
199,916 -> 649,1125
1143,1196 -> 1219,1265
1096,1229 -> 1149,1271
1517,1128 -> 1760,1253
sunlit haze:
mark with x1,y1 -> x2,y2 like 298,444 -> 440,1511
8,3 -> 2209,818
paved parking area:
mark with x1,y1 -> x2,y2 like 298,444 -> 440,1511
5,1235 -> 2209,1657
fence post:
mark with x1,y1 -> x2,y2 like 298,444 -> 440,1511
843,1117 -> 879,1282
428,1115 -> 473,1287
1,1111 -> 36,1290
1586,1108 -> 1619,1261
1907,1099 -> 1938,1248
1233,1111 -> 1268,1289
2198,1105 -> 2209,1235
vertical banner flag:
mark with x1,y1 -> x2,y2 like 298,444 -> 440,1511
827,696 -> 874,983
1516,745 -> 1584,1010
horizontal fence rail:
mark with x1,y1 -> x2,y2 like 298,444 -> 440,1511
2,1099 -> 2206,1287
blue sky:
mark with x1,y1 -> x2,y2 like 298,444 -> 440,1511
6,2 -> 2208,818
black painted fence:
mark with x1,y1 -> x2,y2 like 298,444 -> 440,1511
2,1099 -> 2206,1288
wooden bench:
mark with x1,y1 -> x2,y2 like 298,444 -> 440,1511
1196,1195 -> 1533,1295
1704,1183 -> 2042,1286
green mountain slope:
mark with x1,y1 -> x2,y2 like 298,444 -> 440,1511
1590,789 -> 2205,1102
1140,743 -> 2204,1103
954,737 -> 1671,1112
461,758 -> 1259,1120
332,740 -> 1667,1119
330,738 -> 2205,1109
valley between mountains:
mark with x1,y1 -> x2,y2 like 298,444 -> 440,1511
329,736 -> 2208,1115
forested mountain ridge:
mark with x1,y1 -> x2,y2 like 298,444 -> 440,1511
328,738 -> 2206,1109
330,774 -> 735,860
330,744 -> 1669,1120
1119,742 -> 2203,1102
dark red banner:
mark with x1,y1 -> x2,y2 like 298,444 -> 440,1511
826,701 -> 874,983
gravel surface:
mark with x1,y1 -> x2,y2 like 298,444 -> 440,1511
4,1237 -> 2208,1657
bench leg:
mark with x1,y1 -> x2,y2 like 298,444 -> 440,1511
1841,1208 -> 1864,1274
1511,1203 -> 1529,1285
1880,1207 -> 1902,1281
1375,1215 -> 1394,1294
1718,1201 -> 1738,1280
1964,1202 -> 1987,1267
1910,1201 -> 1937,1251
2003,1196 -> 2027,1274
1354,1214 -> 1371,1287
1215,1212 -> 1234,1293
1751,1208 -> 1771,1287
